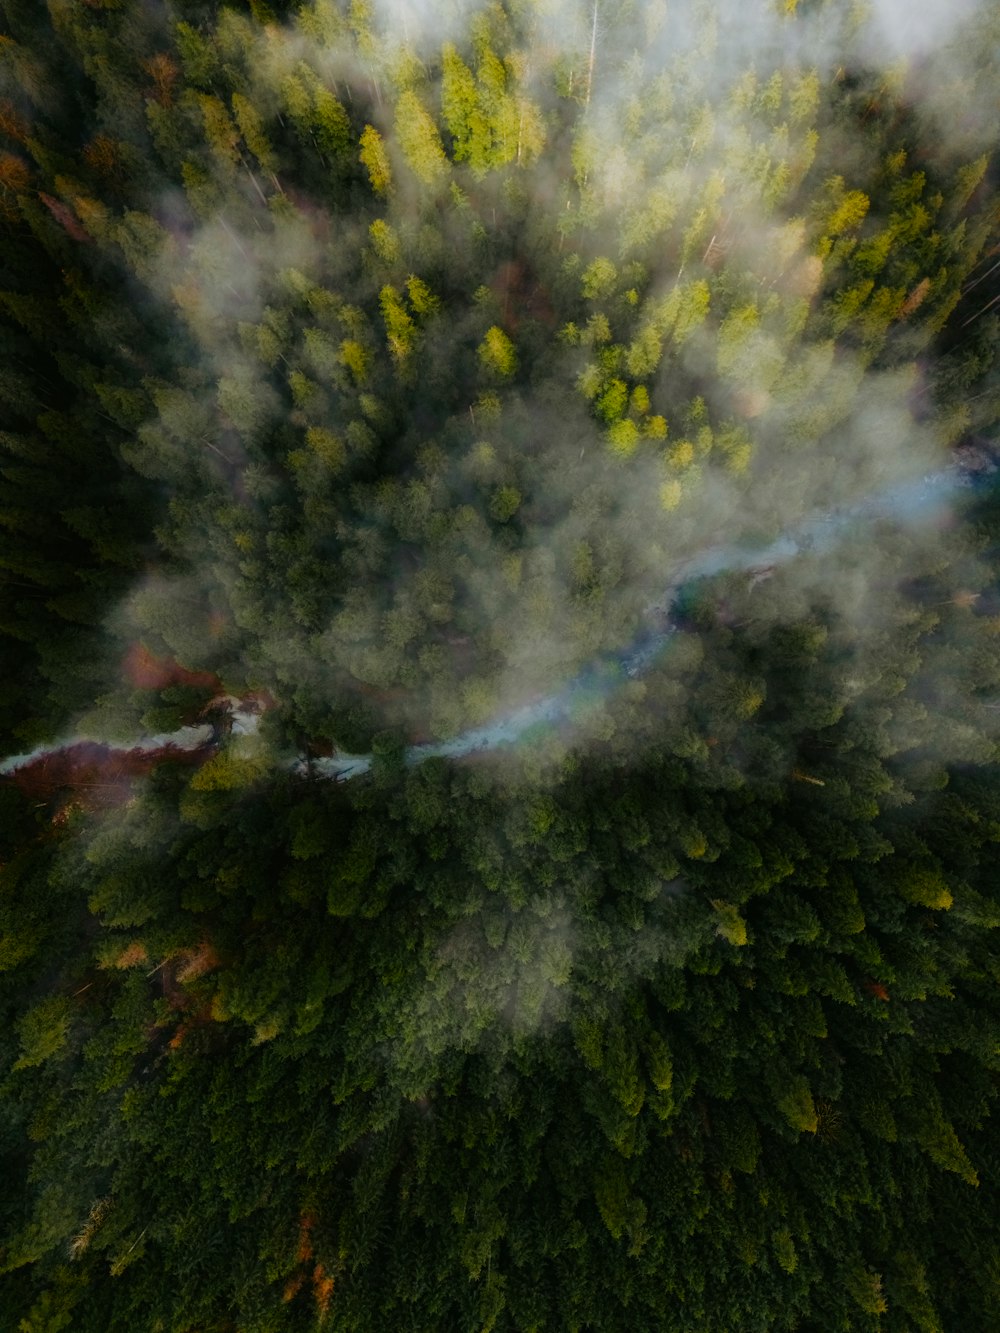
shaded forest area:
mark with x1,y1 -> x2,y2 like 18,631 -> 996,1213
2,1 -> 1000,1329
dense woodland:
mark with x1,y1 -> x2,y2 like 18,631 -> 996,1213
2,1 -> 1000,1329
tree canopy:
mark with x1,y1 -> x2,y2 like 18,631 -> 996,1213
1,1 -> 1000,1329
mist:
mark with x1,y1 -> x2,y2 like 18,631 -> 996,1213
3,0 -> 999,778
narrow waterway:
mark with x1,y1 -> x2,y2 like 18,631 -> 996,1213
309,463 -> 976,780
0,699 -> 259,780
0,463 -> 981,786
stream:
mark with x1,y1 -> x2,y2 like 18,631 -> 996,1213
310,462 -> 977,780
0,462 -> 982,786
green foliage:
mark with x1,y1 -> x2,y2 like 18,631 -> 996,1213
823,182 -> 871,237
0,3 -> 999,1330
440,40 -> 544,175
394,89 -> 449,184
777,1076 -> 819,1134
477,324 -> 517,378
359,123 -> 392,195
14,996 -> 73,1069
581,257 -> 617,300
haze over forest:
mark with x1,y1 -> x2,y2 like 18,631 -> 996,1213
1,1 -> 999,1329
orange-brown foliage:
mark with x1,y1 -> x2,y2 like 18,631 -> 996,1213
143,53 -> 180,106
82,134 -> 124,182
123,642 -> 221,693
296,1211 -> 317,1263
113,941 -> 150,969
38,192 -> 91,243
863,979 -> 890,1002
283,1274 -> 305,1303
900,277 -> 931,319
176,940 -> 221,986
0,151 -> 30,193
312,1264 -> 335,1317
0,99 -> 29,144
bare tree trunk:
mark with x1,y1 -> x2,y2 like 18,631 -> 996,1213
218,214 -> 250,260
960,290 -> 1000,329
585,1 -> 598,107
963,258 -> 1000,296
240,156 -> 269,207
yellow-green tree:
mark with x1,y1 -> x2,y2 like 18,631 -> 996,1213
477,325 -> 516,378
394,90 -> 449,185
359,124 -> 393,196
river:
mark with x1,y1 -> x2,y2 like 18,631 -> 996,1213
309,462 -> 977,780
0,462 -> 983,786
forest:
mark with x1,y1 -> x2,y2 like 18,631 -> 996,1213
1,0 -> 1000,1328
